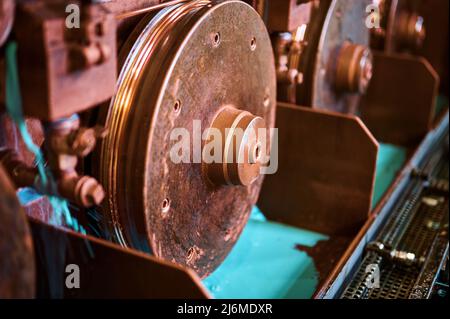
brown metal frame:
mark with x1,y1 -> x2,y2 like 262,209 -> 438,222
315,110 -> 449,299
258,103 -> 379,236
29,215 -> 210,299
361,52 -> 439,147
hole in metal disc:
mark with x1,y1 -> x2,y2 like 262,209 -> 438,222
173,99 -> 181,114
263,94 -> 270,108
186,247 -> 195,262
212,32 -> 221,47
254,143 -> 261,162
250,37 -> 257,51
161,198 -> 171,214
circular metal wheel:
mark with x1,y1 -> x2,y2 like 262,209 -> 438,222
372,0 -> 426,54
0,164 -> 35,298
298,0 -> 371,114
96,0 -> 276,277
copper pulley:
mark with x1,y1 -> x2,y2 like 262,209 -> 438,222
94,0 -> 276,278
274,0 -> 373,114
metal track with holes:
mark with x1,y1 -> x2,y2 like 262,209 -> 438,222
342,133 -> 449,299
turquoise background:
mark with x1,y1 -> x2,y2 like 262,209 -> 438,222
204,143 -> 407,299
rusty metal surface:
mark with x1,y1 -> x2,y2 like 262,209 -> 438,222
308,0 -> 371,113
361,52 -> 439,147
277,0 -> 371,114
95,0 -> 276,278
266,0 -> 314,32
259,103 -> 378,236
14,0 -> 117,120
383,0 -> 424,54
0,164 -> 35,298
0,113 -> 44,167
29,216 -> 209,298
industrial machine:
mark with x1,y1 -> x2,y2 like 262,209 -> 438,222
0,0 -> 448,299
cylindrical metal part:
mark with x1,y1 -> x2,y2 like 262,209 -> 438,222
203,107 -> 266,187
335,43 -> 373,94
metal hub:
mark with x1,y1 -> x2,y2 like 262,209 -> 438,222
204,106 -> 267,187
335,43 -> 373,94
95,0 -> 276,277
277,0 -> 372,114
395,12 -> 426,51
374,0 -> 427,53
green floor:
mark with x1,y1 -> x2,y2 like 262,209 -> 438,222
204,143 -> 407,299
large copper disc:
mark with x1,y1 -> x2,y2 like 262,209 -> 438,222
382,0 -> 425,53
298,0 -> 371,114
97,0 -> 276,277
0,164 -> 35,298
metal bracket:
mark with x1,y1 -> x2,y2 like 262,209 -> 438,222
361,52 -> 439,147
29,216 -> 210,299
258,103 -> 379,236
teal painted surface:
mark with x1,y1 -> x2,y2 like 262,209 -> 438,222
204,143 -> 406,299
204,208 -> 328,299
435,95 -> 449,117
17,187 -> 43,205
372,143 -> 407,208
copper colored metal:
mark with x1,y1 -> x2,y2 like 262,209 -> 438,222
266,0 -> 314,32
44,116 -> 106,207
29,217 -> 209,298
361,53 -> 439,146
335,43 -> 373,94
258,103 -> 378,236
395,12 -> 426,51
375,0 -> 427,54
57,175 -> 105,207
204,107 -> 267,187
0,113 -> 106,207
67,2 -> 114,71
0,164 -> 35,298
15,0 -> 117,120
0,114 -> 44,167
278,0 -> 372,114
308,0 -> 371,113
272,31 -> 306,104
95,0 -> 276,278
114,0 -> 189,20
0,148 -> 104,207
0,0 -> 14,46
0,149 -> 37,189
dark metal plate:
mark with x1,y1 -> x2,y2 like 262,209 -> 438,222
0,164 -> 35,298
